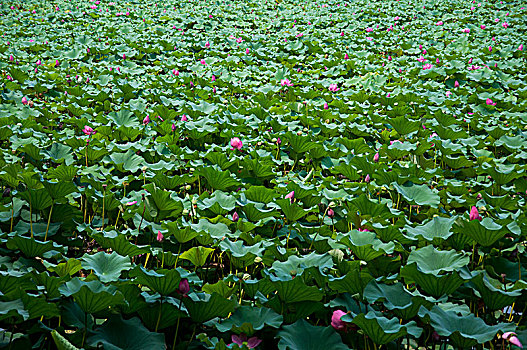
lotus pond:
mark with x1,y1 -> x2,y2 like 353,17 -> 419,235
0,0 -> 526,349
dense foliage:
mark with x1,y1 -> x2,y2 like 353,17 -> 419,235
0,0 -> 526,348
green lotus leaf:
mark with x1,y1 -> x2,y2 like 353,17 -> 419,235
58,278 -> 125,314
87,314 -> 165,350
197,166 -> 241,191
18,188 -> 53,211
213,305 -> 283,335
90,230 -> 151,257
7,235 -> 65,258
180,246 -> 214,267
392,182 -> 440,208
418,305 -> 515,348
404,216 -> 457,241
107,150 -> 145,173
406,245 -> 469,275
470,271 -> 521,310
81,251 -> 132,283
337,230 -> 394,261
243,186 -> 277,204
129,266 -> 181,295
346,312 -> 422,345
137,298 -> 187,330
273,277 -> 323,303
184,292 -> 236,323
0,300 -> 29,323
363,281 -> 429,319
454,217 -> 507,247
277,319 -> 349,350
52,330 -> 80,350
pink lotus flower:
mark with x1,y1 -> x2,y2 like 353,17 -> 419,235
230,137 -> 243,150
174,70 -> 180,76
417,56 -> 426,62
489,46 -> 492,52
446,91 -> 452,97
481,25 -> 486,29
285,191 -> 295,203
178,279 -> 190,296
232,212 -> 239,222
502,22 -> 508,28
205,41 -> 210,48
55,60 -> 60,67
486,98 -> 496,106
328,84 -> 339,92
519,44 -> 524,51
246,48 -> 250,54
331,310 -> 348,331
373,153 -> 380,162
21,96 -> 28,105
36,59 -> 41,65
455,80 -> 460,87
143,116 -> 150,125
236,37 -> 243,43
200,59 -> 206,65
366,27 -> 373,32
344,53 -> 349,59
470,206 -> 482,221
280,78 -> 293,86
156,230 -> 164,242
231,334 -> 262,349
122,54 -> 126,60
181,115 -> 188,122
9,55 -> 14,61
463,28 -> 471,33
364,174 -> 371,183
82,125 -> 96,136
212,75 -> 216,82
422,63 -> 433,70
327,208 -> 335,217
436,21 -> 443,25
126,201 -> 137,206
503,332 -> 523,348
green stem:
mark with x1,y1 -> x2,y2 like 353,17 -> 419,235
155,296 -> 163,332
172,299 -> 183,350
29,199 -> 33,239
44,202 -> 54,241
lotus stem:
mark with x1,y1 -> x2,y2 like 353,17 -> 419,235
508,302 -> 515,322
81,312 -> 87,348
29,199 -> 33,239
172,299 -> 183,350
101,190 -> 105,231
174,243 -> 182,268
9,197 -> 14,233
155,296 -> 163,332
44,202 -> 54,241
144,253 -> 150,268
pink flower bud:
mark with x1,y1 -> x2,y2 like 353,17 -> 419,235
470,206 -> 482,221
230,137 -> 243,150
331,310 -> 348,331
